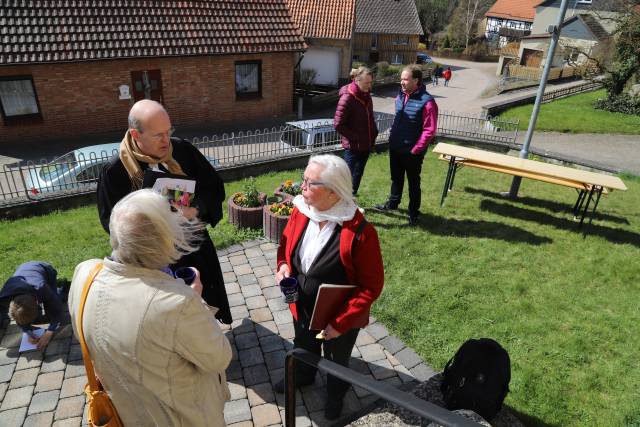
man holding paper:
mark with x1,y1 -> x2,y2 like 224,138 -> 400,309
97,100 -> 231,324
274,154 -> 384,420
0,261 -> 65,350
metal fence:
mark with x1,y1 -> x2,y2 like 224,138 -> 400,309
0,111 -> 519,207
541,79 -> 602,103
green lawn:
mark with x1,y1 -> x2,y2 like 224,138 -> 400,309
500,89 -> 640,134
2,151 -> 639,426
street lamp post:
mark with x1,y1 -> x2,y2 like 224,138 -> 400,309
508,0 -> 571,198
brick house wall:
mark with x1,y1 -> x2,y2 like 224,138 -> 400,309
0,52 -> 295,145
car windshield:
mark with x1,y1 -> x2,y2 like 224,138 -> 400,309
281,127 -> 305,146
39,151 -> 76,181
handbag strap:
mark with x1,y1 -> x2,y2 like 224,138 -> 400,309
77,262 -> 104,392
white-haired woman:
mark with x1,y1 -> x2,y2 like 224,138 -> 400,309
68,189 -> 231,427
274,154 -> 384,420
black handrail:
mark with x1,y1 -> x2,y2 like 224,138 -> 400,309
284,348 -> 483,427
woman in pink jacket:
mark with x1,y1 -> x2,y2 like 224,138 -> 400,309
333,67 -> 379,196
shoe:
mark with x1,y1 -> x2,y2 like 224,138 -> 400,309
408,215 -> 420,226
374,201 -> 398,211
273,376 -> 315,394
324,398 -> 344,420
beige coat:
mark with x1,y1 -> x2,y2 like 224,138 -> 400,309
68,258 -> 231,427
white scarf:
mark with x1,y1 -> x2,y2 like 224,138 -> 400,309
292,195 -> 357,225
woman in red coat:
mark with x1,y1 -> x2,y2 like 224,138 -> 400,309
274,154 -> 384,420
334,66 -> 379,196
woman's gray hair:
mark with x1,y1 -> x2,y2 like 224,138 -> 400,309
109,189 -> 203,270
308,154 -> 353,203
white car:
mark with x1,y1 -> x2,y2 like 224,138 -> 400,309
26,142 -> 219,194
26,143 -> 120,194
279,119 -> 339,149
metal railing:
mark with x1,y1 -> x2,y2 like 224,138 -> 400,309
284,348 -> 482,427
541,79 -> 602,103
0,111 -> 519,206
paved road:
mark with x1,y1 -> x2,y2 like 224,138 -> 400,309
370,56 -> 640,175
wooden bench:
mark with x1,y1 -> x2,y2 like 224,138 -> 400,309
432,143 -> 627,229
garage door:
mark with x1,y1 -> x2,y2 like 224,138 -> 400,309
300,48 -> 340,86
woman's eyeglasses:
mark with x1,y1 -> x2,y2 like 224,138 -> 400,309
301,176 -> 325,188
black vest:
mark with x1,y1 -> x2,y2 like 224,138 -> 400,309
291,223 -> 349,324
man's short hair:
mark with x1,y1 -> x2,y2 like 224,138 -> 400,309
9,294 -> 38,326
403,64 -> 423,85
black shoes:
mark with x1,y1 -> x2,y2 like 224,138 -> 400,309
324,398 -> 344,420
408,215 -> 420,226
374,201 -> 398,211
273,376 -> 315,394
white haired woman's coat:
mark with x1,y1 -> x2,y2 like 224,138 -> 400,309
68,258 -> 231,427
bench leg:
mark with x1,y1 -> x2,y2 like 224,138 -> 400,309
440,157 -> 456,207
448,164 -> 459,191
583,187 -> 603,237
573,189 -> 586,219
578,186 -> 596,228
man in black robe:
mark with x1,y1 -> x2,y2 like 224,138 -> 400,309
97,99 -> 231,324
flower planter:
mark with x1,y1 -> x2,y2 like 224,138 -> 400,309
274,185 -> 294,201
263,205 -> 291,243
227,193 -> 266,229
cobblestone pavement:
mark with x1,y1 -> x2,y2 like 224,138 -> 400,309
0,239 -> 435,427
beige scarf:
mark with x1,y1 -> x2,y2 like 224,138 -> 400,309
119,129 -> 186,189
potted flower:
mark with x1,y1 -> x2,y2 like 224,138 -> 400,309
228,178 -> 266,229
274,179 -> 302,201
263,200 -> 294,243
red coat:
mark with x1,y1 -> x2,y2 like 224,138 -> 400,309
443,69 -> 452,80
277,207 -> 384,333
333,82 -> 379,153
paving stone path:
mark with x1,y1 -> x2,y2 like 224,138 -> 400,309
0,239 -> 435,427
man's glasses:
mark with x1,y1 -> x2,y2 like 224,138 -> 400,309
146,127 -> 175,142
301,176 -> 325,188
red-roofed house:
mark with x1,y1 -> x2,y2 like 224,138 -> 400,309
286,0 -> 355,87
484,0 -> 538,47
0,1 -> 305,145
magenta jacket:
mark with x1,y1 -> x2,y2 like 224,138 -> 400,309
333,82 -> 379,153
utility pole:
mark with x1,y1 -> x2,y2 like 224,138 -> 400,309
508,0 -> 571,198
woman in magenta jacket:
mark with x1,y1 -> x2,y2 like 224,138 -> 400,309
273,154 -> 384,420
333,67 -> 379,196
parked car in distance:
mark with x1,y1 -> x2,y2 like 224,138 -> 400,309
26,143 -> 120,194
26,142 -> 219,194
416,53 -> 433,64
279,119 -> 339,149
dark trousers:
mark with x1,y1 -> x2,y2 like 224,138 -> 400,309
343,150 -> 370,196
293,319 -> 360,399
388,149 -> 425,217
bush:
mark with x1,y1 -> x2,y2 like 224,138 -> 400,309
375,61 -> 390,76
593,94 -> 640,115
233,178 -> 262,208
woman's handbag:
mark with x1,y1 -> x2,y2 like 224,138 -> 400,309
77,263 -> 124,427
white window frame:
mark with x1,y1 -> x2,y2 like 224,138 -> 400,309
391,52 -> 403,65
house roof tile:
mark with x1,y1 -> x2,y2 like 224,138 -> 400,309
485,0 -> 540,22
286,0 -> 354,40
0,0 -> 306,65
355,0 -> 423,36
